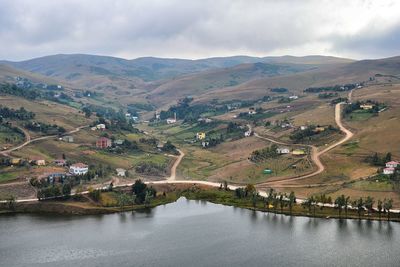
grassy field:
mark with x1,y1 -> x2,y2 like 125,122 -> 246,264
0,124 -> 24,147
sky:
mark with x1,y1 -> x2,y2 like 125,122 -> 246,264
0,0 -> 400,61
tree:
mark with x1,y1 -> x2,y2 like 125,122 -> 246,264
288,192 -> 296,215
252,192 -> 258,209
383,198 -> 393,221
355,198 -> 364,220
132,179 -> 147,204
245,184 -> 256,197
364,196 -> 374,217
144,190 -> 153,207
385,152 -> 392,163
344,196 -> 351,218
377,199 -> 383,220
272,193 -> 279,213
334,195 -> 346,218
279,193 -> 286,213
223,180 -> 228,191
117,193 -> 131,211
265,188 -> 274,212
7,195 -> 16,211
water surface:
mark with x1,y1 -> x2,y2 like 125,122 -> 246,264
0,198 -> 398,267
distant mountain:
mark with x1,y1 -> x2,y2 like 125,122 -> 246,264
1,54 -> 353,83
0,64 -> 64,86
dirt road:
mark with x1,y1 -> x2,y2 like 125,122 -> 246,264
168,149 -> 185,181
0,125 -> 88,156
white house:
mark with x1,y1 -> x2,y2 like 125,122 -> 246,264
383,167 -> 395,175
69,163 -> 89,175
300,125 -> 308,131
166,112 -> 177,124
386,161 -> 399,168
244,130 -> 252,137
96,124 -> 106,130
248,108 -> 257,115
116,168 -> 126,177
277,147 -> 290,154
289,95 -> 299,100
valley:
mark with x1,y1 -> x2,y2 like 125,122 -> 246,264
0,53 -> 400,213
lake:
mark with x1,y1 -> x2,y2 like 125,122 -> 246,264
0,197 -> 398,267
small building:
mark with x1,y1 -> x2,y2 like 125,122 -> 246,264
54,159 -> 67,166
201,141 -> 209,148
198,118 -> 212,123
383,167 -> 395,175
96,123 -> 106,130
289,95 -> 299,100
292,149 -> 306,156
360,104 -> 374,110
263,169 -> 273,174
114,139 -> 124,145
62,135 -> 74,143
277,147 -> 290,154
69,163 -> 89,175
300,125 -> 308,131
96,137 -> 112,148
10,158 -> 21,165
196,132 -> 206,140
47,172 -> 70,184
34,159 -> 46,166
313,127 -> 325,133
166,113 -> 177,124
157,142 -> 164,150
386,161 -> 399,168
116,168 -> 126,177
244,130 -> 252,137
248,108 -> 257,115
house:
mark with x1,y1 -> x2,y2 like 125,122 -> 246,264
289,95 -> 299,100
386,161 -> 399,168
383,167 -> 395,175
69,163 -> 89,175
114,139 -> 124,145
196,132 -> 206,140
157,142 -> 164,150
10,158 -> 21,165
277,147 -> 290,154
360,104 -> 374,110
300,125 -> 308,131
96,137 -> 112,148
47,172 -> 70,184
263,169 -> 273,174
166,113 -> 177,124
292,149 -> 306,156
33,159 -> 46,166
62,135 -> 74,143
313,126 -> 325,133
198,118 -> 212,123
96,124 -> 106,130
201,141 -> 209,148
244,130 -> 252,137
116,168 -> 126,177
248,108 -> 257,115
54,159 -> 67,166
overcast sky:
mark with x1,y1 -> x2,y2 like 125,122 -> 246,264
1,0 -> 399,61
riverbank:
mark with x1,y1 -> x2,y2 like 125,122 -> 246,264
1,184 -> 399,222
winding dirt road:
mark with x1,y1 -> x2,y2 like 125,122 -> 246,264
0,125 -> 88,156
255,100 -> 353,186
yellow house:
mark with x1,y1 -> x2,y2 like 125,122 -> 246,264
360,104 -> 374,110
10,158 -> 21,165
292,149 -> 306,156
196,132 -> 206,140
313,126 -> 325,133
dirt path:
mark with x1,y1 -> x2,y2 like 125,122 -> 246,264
168,149 -> 185,181
0,125 -> 88,156
254,99 -> 354,186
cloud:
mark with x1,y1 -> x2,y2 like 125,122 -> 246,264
0,0 -> 399,60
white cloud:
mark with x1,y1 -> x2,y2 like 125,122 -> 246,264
0,0 -> 399,60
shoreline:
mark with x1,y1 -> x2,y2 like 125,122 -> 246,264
1,184 -> 399,223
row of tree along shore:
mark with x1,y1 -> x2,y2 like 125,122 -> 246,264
0,181 -> 398,221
